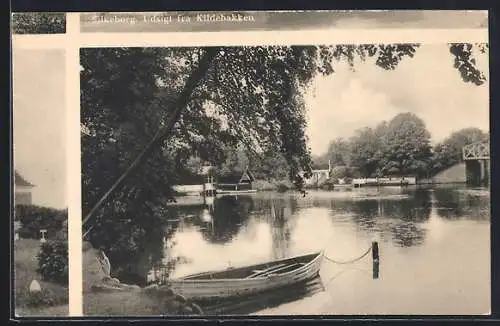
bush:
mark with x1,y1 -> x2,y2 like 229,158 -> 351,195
37,240 -> 68,285
16,205 -> 67,240
331,165 -> 357,179
25,288 -> 56,308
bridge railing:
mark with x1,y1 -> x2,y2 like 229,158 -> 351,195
463,140 -> 490,160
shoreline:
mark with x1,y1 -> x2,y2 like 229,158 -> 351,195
168,181 -> 488,208
82,241 -> 203,316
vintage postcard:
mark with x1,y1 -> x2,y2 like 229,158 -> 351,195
10,10 -> 490,319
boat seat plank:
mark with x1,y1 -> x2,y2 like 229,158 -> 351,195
257,263 -> 303,277
246,263 -> 287,278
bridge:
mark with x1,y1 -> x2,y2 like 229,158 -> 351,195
463,139 -> 490,186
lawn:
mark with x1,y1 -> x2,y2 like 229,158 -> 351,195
14,238 -> 68,317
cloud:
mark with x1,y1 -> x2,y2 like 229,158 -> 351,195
305,74 -> 400,154
306,44 -> 489,156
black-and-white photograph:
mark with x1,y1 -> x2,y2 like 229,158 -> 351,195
11,12 -> 66,35
80,42 -> 489,316
13,48 -> 68,317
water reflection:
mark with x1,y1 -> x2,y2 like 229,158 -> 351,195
122,185 -> 490,312
200,196 -> 254,244
202,276 -> 325,315
325,188 -> 432,247
432,187 -> 490,220
269,198 -> 295,260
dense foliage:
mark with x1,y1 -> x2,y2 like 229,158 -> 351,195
431,128 -> 489,174
24,289 -> 58,308
16,205 -> 67,240
37,240 -> 68,285
378,113 -> 433,177
317,118 -> 488,179
81,43 -> 487,278
11,12 -> 66,34
194,144 -> 292,181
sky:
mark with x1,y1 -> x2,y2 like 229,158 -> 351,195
304,43 -> 489,156
13,48 -> 66,209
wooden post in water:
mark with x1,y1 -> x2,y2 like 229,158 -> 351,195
372,241 -> 379,262
372,241 -> 379,279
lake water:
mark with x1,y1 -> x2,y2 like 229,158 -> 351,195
123,184 -> 491,315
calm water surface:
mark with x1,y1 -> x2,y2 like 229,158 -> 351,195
125,185 -> 490,315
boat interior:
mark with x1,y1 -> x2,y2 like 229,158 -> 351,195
181,252 -> 320,280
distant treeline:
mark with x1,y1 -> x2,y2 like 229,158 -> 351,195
313,112 -> 488,180
178,145 -> 291,184
178,112 -> 489,184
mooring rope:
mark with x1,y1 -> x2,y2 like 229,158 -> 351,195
323,244 -> 373,265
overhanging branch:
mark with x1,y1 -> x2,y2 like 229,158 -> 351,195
83,47 -> 220,238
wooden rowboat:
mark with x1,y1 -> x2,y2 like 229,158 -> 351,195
168,251 -> 324,300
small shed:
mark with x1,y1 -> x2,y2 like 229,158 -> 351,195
216,167 -> 255,192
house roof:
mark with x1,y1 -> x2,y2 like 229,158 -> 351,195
14,171 -> 34,187
217,167 -> 255,184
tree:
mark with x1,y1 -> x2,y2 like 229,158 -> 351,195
217,144 -> 249,176
377,112 -> 433,178
325,137 -> 351,166
431,127 -> 488,174
449,43 -> 488,86
349,127 -> 382,177
251,149 -> 290,180
81,48 -> 183,271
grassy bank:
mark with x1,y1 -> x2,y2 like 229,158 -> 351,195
14,239 -> 68,317
82,242 -> 199,316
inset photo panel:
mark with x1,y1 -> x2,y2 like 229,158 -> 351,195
11,12 -> 66,35
12,48 -> 68,317
80,41 -> 489,316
